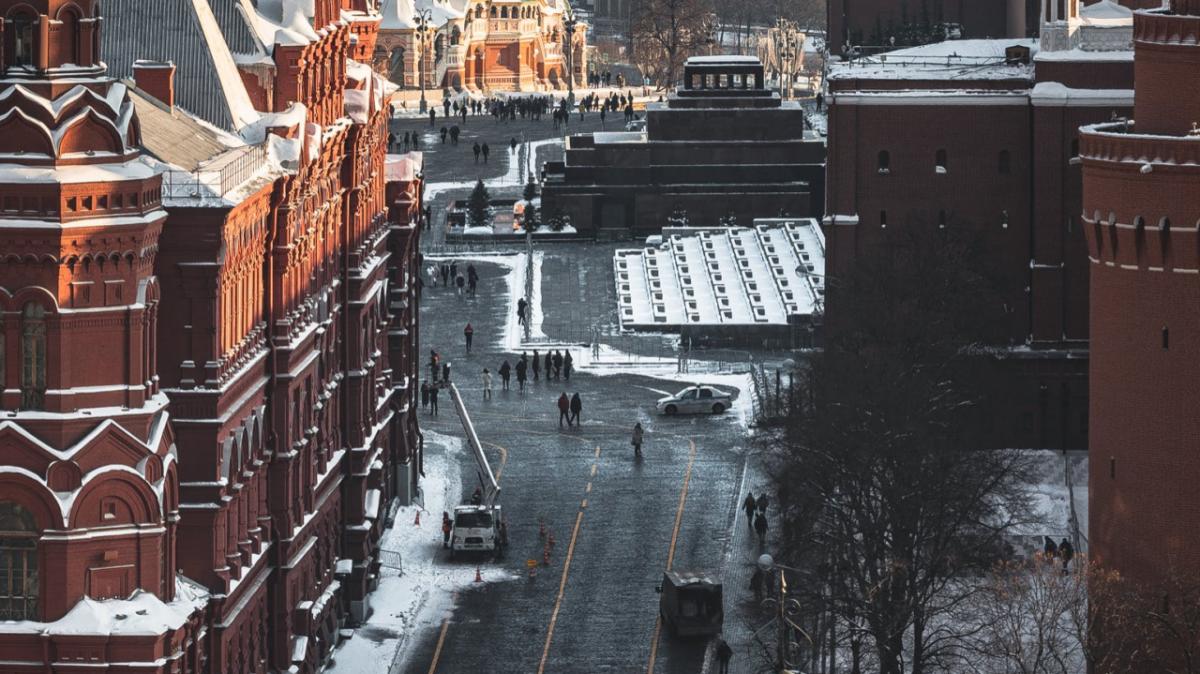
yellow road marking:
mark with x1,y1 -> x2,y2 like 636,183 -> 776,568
537,509 -> 586,674
646,439 -> 698,674
594,446 -> 601,459
585,482 -> 592,493
427,618 -> 451,674
581,498 -> 588,508
591,463 -> 598,477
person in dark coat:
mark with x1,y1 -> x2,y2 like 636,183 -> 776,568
516,357 -> 528,392
531,349 -> 541,381
552,351 -> 563,380
517,297 -> 527,325
412,133 -> 420,150
482,143 -> 490,163
1060,538 -> 1075,572
631,422 -> 644,458
429,384 -> 439,415
450,262 -> 458,279
420,380 -> 430,410
442,362 -> 451,383
743,493 -> 757,530
464,323 -> 474,353
715,638 -> 733,674
754,512 -> 768,544
429,108 -> 436,126
544,351 -> 552,379
455,274 -> 465,295
440,126 -> 448,143
756,492 -> 769,514
499,360 -> 511,390
569,393 -> 582,425
450,125 -> 460,144
563,351 -> 573,381
473,142 -> 481,163
440,263 -> 450,286
557,392 -> 571,427
750,567 -> 765,603
429,350 -> 440,382
1044,536 -> 1059,559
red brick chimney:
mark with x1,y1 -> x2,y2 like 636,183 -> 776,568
133,60 -> 176,108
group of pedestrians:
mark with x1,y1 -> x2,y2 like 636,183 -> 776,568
487,348 -> 574,394
1043,536 -> 1076,573
556,391 -> 583,427
428,260 -> 478,297
742,491 -> 771,545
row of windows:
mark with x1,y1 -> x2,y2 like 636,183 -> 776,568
877,149 -> 1012,175
0,190 -> 159,216
0,304 -> 48,411
876,209 -> 1011,229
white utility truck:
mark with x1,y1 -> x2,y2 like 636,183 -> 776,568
445,382 -> 504,560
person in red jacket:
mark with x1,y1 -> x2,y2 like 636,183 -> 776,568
557,392 -> 571,427
442,512 -> 452,548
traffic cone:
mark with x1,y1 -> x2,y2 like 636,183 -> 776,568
474,566 -> 483,583
414,511 -> 421,526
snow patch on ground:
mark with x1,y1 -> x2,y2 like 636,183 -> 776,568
326,430 -> 518,674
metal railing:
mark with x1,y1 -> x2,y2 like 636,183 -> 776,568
161,144 -> 270,200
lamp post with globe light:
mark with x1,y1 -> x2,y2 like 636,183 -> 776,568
757,553 -> 811,673
563,11 -> 579,106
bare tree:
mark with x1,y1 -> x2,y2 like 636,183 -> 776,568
768,227 -> 1038,674
630,0 -> 715,90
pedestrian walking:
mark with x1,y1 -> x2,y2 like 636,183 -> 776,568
473,142 -> 481,163
631,422 -> 644,458
1060,538 -> 1075,573
563,350 -> 573,381
516,357 -> 528,392
557,392 -> 571,427
754,512 -> 768,544
440,263 -> 450,286
450,125 -> 460,144
569,392 -> 582,425
429,108 -> 436,127
403,131 -> 411,150
482,142 -> 490,163
715,638 -> 733,674
1044,536 -> 1059,559
742,493 -> 757,530
756,492 -> 769,514
499,360 -> 511,390
429,350 -> 440,383
440,126 -> 448,143
531,349 -> 541,381
482,368 -> 492,400
442,512 -> 452,548
442,361 -> 451,383
421,380 -> 430,410
517,297 -> 527,325
428,263 -> 439,287
387,131 -> 395,151
552,350 -> 563,379
544,351 -> 552,379
450,261 -> 458,280
468,276 -> 477,296
464,323 -> 474,353
750,566 -> 765,603
429,384 -> 439,415
510,137 -> 518,152
455,274 -> 465,296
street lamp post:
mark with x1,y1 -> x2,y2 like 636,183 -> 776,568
563,13 -> 578,105
416,8 -> 433,114
757,553 -> 809,673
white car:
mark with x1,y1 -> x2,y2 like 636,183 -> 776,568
656,385 -> 732,415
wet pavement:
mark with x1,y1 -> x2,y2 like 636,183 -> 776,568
401,255 -> 755,674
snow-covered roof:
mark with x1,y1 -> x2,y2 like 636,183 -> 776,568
380,0 -> 418,29
1030,82 -> 1133,107
101,0 -> 262,132
0,580 -> 207,637
1080,0 -> 1132,26
248,0 -> 323,46
614,220 -> 825,329
829,39 -> 1038,82
386,152 -> 423,182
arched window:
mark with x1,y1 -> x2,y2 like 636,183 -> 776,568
877,150 -> 890,173
451,26 -> 461,45
388,47 -> 406,85
998,150 -> 1011,174
59,7 -> 80,66
490,5 -> 497,16
8,11 -> 36,68
500,6 -> 508,18
0,501 -> 39,620
20,303 -> 46,411
935,149 -> 947,172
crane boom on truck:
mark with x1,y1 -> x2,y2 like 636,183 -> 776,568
444,382 -> 504,559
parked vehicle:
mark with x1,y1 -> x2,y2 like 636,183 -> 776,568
656,570 -> 723,637
656,385 -> 732,415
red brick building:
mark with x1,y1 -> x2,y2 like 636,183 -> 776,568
0,1 -> 425,672
824,0 -> 1137,450
1081,0 -> 1200,587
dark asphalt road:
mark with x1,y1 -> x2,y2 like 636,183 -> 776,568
405,259 -> 751,674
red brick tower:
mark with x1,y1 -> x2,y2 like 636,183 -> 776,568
0,0 -> 204,669
1081,0 -> 1200,584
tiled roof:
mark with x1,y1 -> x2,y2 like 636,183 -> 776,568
127,87 -> 233,172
